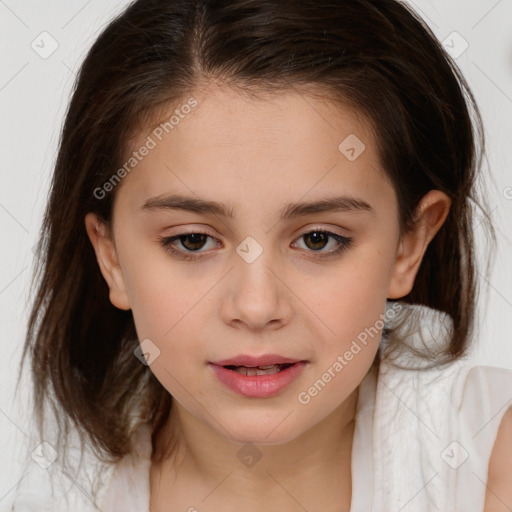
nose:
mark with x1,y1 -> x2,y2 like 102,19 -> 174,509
219,242 -> 294,331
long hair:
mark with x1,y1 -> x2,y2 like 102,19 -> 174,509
17,0 -> 496,468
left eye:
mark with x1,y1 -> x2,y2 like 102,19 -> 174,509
293,230 -> 348,253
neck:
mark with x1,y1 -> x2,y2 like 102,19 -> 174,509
151,386 -> 359,505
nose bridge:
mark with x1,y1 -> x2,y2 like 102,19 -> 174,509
234,234 -> 279,300
222,235 -> 291,328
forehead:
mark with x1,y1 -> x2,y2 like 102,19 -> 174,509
113,84 -> 393,217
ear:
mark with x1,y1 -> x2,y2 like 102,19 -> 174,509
84,212 -> 131,310
387,190 -> 452,299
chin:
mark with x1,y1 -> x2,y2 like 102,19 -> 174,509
220,421 -> 303,447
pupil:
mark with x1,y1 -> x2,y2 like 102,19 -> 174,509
306,231 -> 327,250
181,233 -> 206,251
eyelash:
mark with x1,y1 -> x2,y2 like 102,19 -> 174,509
158,229 -> 353,262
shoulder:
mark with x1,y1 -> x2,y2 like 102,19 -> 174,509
8,457 -> 117,512
484,405 -> 512,511
9,421 -> 153,512
98,423 -> 153,511
457,364 -> 512,512
8,433 -> 119,512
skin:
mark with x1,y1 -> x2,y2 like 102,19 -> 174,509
85,83 -> 451,511
484,407 -> 512,511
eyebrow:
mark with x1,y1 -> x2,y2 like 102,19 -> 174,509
140,193 -> 375,218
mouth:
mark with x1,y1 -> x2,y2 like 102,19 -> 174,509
211,354 -> 305,367
222,363 -> 295,376
209,357 -> 308,397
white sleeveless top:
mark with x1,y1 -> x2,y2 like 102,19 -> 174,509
9,311 -> 512,511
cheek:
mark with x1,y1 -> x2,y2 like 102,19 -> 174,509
306,248 -> 394,337
119,243 -> 209,352
298,247 -> 394,400
124,258 -> 210,397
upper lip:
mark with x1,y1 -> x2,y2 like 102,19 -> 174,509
210,354 -> 305,367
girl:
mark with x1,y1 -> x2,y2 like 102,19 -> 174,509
10,0 -> 512,511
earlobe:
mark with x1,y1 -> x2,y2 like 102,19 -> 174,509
387,190 -> 452,299
84,212 -> 131,310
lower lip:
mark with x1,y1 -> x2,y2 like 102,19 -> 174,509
209,362 -> 307,398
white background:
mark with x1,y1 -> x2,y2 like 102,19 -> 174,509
1,0 -> 511,506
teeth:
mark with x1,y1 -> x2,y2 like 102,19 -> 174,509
222,363 -> 296,376
234,364 -> 282,376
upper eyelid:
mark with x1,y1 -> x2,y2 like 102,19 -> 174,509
165,225 -> 348,239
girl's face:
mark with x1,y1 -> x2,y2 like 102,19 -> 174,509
86,84 -> 449,445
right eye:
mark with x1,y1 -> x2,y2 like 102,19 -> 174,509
159,232 -> 220,260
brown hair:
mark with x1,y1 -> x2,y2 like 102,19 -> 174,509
17,0 -> 496,470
